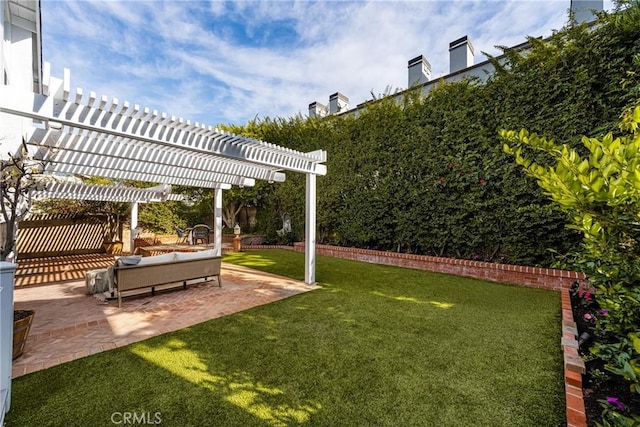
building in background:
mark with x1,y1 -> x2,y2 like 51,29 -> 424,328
308,0 -> 604,119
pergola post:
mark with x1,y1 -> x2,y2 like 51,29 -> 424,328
214,188 -> 223,257
305,173 -> 317,284
130,202 -> 138,254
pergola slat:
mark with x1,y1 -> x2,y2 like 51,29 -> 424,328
31,182 -> 201,203
45,163 -> 244,189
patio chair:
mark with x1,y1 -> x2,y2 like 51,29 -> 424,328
191,224 -> 210,245
175,227 -> 187,244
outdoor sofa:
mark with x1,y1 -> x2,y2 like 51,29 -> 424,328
86,249 -> 222,307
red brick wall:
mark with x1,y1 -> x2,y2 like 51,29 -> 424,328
243,245 -> 294,251
292,243 -> 586,291
562,289 -> 588,427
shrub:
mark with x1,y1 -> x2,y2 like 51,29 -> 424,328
502,105 -> 640,424
225,4 -> 640,266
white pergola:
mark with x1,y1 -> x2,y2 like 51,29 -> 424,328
2,3 -> 326,419
0,66 -> 327,284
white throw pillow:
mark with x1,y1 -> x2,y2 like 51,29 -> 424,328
137,252 -> 177,266
175,249 -> 217,262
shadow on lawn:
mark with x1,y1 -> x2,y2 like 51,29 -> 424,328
130,336 -> 321,427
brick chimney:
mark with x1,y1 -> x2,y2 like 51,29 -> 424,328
308,101 -> 328,118
449,35 -> 474,74
329,92 -> 349,114
570,0 -> 603,24
408,55 -> 431,87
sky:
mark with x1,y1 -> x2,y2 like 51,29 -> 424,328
40,0 -> 615,127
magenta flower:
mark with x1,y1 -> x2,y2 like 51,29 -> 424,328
584,313 -> 593,320
600,309 -> 608,315
607,397 -> 625,412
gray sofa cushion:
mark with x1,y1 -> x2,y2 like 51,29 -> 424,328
116,255 -> 142,266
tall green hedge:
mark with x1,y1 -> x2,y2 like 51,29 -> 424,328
225,3 -> 640,266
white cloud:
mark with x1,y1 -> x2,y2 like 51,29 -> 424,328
40,0 -> 615,126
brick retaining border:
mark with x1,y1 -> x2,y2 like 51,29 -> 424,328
562,290 -> 588,427
291,243 -> 585,291
243,245 -> 294,251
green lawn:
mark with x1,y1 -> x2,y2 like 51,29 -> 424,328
6,250 -> 564,426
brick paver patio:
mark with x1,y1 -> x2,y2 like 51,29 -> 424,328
12,257 -> 319,378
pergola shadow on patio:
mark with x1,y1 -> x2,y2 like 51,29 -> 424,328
12,257 -> 319,379
14,254 -> 117,287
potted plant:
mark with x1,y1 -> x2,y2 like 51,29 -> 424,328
12,310 -> 34,360
1,140 -> 42,359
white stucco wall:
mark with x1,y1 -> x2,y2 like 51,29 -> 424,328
1,1 -> 7,84
6,24 -> 33,90
0,2 -> 37,159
